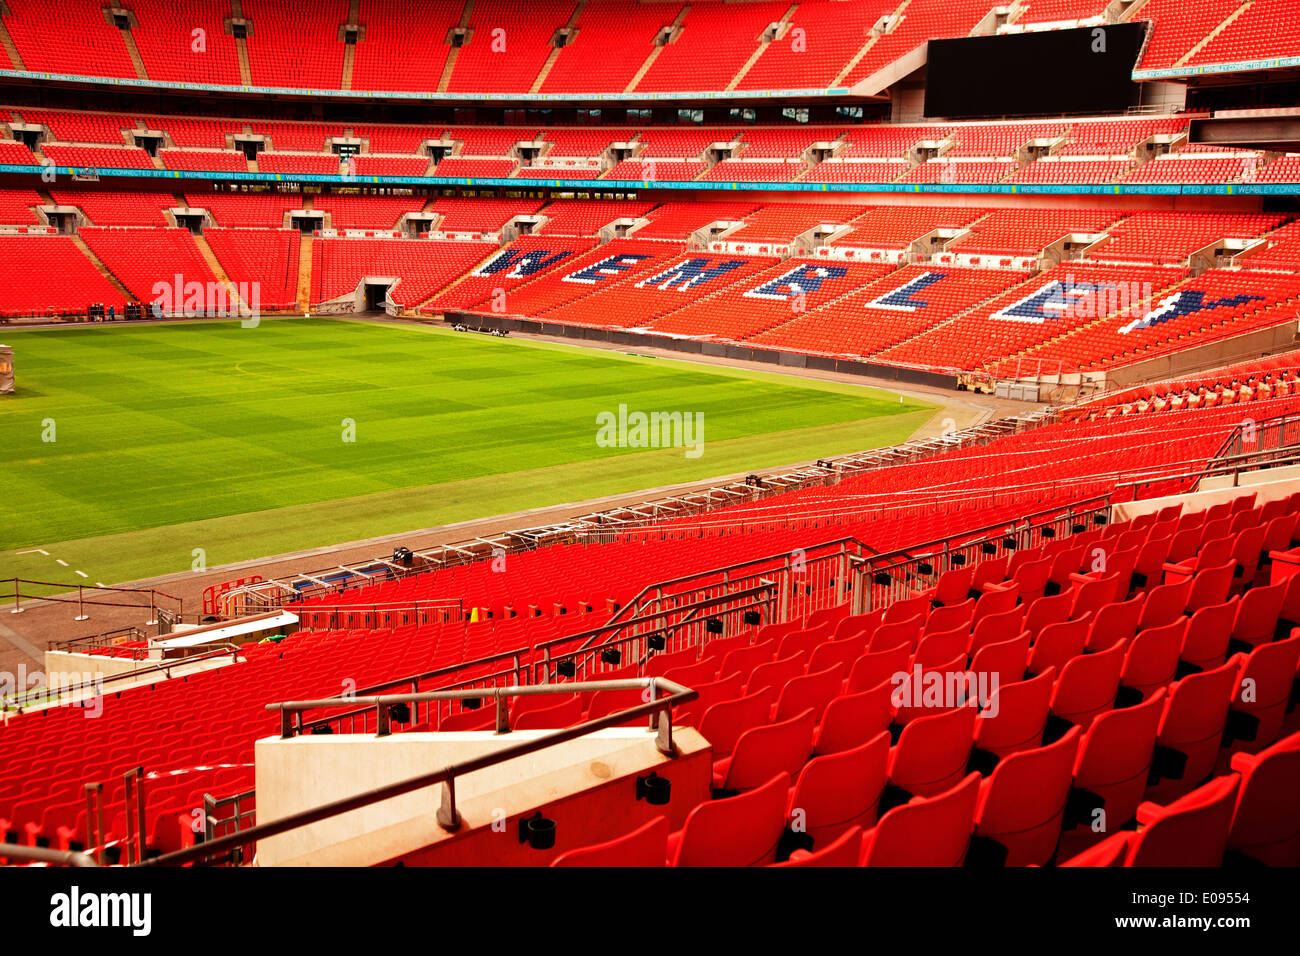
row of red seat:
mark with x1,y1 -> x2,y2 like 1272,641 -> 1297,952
546,493 -> 1300,865
2,0 -> 1292,92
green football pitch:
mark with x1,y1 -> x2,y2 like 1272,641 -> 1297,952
0,318 -> 936,587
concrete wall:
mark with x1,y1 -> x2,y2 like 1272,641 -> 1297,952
1111,470 -> 1300,522
1101,321 -> 1299,392
255,726 -> 712,866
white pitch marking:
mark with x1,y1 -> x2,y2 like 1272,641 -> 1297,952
74,570 -> 88,579
56,559 -> 68,566
17,549 -> 50,556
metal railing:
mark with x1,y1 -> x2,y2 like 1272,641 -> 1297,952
4,578 -> 181,623
141,677 -> 697,867
290,597 -> 464,631
0,845 -> 98,867
288,646 -> 529,736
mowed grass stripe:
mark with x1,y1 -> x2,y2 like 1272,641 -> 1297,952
0,319 -> 934,583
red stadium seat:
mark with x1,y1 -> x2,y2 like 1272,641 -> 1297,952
550,816 -> 668,867
667,772 -> 790,867
859,773 -> 982,867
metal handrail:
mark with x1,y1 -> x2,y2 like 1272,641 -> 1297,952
141,677 -> 697,868
0,845 -> 98,867
4,577 -> 182,619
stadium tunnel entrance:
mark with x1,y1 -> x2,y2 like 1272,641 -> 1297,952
363,280 -> 392,313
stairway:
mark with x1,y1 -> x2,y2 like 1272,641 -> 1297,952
192,232 -> 250,314
833,0 -> 908,87
725,3 -> 798,91
1174,0 -> 1252,67
530,1 -> 585,93
232,0 -> 254,85
439,0 -> 475,93
296,234 -> 313,313
625,5 -> 690,92
118,24 -> 150,81
70,234 -> 134,302
0,15 -> 25,69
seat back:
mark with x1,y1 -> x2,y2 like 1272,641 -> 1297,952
806,634 -> 868,674
672,772 -> 790,866
1069,686 -> 1167,835
1229,634 -> 1300,752
1139,578 -> 1192,630
869,614 -> 924,653
773,664 -> 846,723
660,656 -> 721,688
1087,593 -> 1144,650
721,708 -> 816,793
1151,655 -> 1243,800
788,731 -> 890,849
697,687 -> 777,759
1027,618 -> 1089,677
925,598 -> 975,637
815,681 -> 894,755
1227,730 -> 1300,865
860,772 -> 981,866
968,631 -> 1030,691
551,816 -> 668,867
717,639 -> 777,684
1181,598 -> 1238,672
1126,774 -> 1240,866
889,705 -> 977,797
969,604 -> 1027,657
913,625 -> 969,669
1185,560 -> 1235,613
1231,580 -> 1287,647
770,824 -> 863,867
1121,618 -> 1187,699
974,665 -> 1055,760
845,643 -> 911,694
513,695 -> 584,730
1050,637 -> 1127,730
745,651 -> 807,697
975,725 -> 1083,867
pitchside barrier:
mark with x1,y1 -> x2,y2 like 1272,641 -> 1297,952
444,311 -> 958,389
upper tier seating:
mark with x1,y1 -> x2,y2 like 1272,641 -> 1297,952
129,0 -> 243,85
540,1 -> 670,93
350,0 -> 462,92
1184,0 -> 1300,67
446,0 -> 576,93
1135,0 -> 1243,69
0,0 -> 1291,93
242,0 -> 347,89
737,0 -> 894,90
